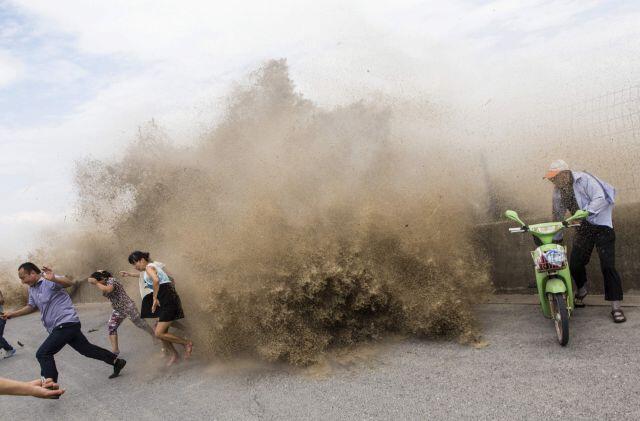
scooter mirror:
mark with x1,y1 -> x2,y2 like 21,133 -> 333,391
505,210 -> 526,226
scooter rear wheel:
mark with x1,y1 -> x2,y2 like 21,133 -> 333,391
549,293 -> 569,346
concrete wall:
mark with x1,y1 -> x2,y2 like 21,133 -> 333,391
70,204 -> 639,301
476,203 -> 640,294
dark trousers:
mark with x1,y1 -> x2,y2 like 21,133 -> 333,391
0,318 -> 14,351
36,322 -> 116,382
570,223 -> 623,301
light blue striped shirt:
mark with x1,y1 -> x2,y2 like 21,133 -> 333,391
552,171 -> 616,228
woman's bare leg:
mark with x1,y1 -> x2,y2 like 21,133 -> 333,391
155,322 -> 189,345
155,322 -> 193,359
162,340 -> 179,366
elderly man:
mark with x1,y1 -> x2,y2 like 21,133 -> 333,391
544,160 -> 625,323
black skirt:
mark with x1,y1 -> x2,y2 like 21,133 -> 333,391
140,283 -> 185,322
140,293 -> 158,319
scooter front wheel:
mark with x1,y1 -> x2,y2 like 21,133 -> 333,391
549,293 -> 569,346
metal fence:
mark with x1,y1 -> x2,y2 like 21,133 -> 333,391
526,83 -> 640,201
479,83 -> 640,221
567,84 -> 640,141
567,85 -> 640,199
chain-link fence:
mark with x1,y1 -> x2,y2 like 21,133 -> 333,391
564,84 -> 640,200
479,83 -> 640,222
567,84 -> 640,140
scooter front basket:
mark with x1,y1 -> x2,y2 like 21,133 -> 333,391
531,246 -> 567,272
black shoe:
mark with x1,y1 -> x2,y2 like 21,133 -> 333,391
109,358 -> 126,379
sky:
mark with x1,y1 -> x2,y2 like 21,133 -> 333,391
1,0 -> 639,259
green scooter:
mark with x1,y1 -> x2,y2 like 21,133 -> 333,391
505,209 -> 589,346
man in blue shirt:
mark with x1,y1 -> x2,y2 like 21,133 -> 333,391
2,263 -> 127,392
544,160 -> 625,323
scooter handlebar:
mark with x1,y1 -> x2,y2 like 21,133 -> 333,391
508,223 -> 580,234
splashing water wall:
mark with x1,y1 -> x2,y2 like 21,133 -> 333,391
24,60 -> 490,365
0,261 -> 28,307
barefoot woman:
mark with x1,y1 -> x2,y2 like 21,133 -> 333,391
127,251 -> 192,365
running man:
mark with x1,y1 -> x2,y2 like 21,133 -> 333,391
1,263 -> 127,386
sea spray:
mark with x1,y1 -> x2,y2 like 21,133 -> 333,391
30,59 -> 490,365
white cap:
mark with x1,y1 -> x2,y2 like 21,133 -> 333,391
543,159 -> 570,179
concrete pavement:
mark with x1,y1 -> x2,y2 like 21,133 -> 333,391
1,302 -> 639,420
